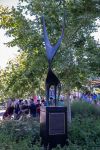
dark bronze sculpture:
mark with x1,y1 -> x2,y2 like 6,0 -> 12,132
40,16 -> 67,150
42,16 -> 64,106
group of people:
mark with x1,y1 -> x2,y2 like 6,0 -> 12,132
71,90 -> 100,105
3,98 -> 42,120
81,91 -> 100,104
2,91 -> 100,120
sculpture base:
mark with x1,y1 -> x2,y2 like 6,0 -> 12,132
40,106 -> 68,149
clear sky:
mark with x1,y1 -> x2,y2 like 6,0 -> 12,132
0,29 -> 19,69
92,19 -> 100,42
0,0 -> 100,69
0,0 -> 19,8
0,0 -> 19,69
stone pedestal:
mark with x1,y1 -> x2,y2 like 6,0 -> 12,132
40,106 -> 67,149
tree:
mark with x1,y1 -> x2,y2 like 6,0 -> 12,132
0,0 -> 100,99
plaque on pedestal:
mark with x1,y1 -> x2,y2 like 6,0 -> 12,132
49,112 -> 65,135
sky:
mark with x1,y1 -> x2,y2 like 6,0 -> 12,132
0,0 -> 100,69
92,19 -> 100,42
0,29 -> 19,69
0,0 -> 19,8
0,0 -> 19,69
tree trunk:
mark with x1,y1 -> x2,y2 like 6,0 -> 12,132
64,91 -> 71,127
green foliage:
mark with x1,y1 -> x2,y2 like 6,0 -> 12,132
53,102 -> 100,150
52,102 -> 100,149
0,102 -> 100,149
71,101 -> 100,118
0,0 -> 100,98
0,118 -> 40,150
69,116 -> 100,148
0,50 -> 47,99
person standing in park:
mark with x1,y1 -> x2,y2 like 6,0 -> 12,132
3,99 -> 14,120
36,100 -> 41,117
29,99 -> 37,117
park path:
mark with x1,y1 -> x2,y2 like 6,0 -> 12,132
0,109 -> 5,120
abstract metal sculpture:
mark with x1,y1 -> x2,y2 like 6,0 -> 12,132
42,16 -> 64,106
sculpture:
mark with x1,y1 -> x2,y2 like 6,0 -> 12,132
42,16 -> 64,106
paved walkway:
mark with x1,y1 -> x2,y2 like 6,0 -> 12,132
0,109 -> 5,120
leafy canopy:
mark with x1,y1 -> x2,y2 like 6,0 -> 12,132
0,0 -> 100,98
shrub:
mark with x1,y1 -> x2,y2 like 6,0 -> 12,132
70,101 -> 100,149
0,117 -> 40,150
71,101 -> 100,118
68,115 -> 100,147
0,102 -> 100,150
